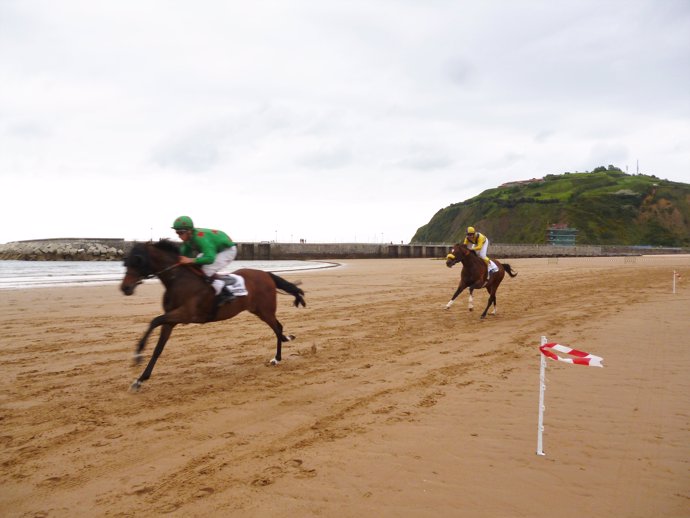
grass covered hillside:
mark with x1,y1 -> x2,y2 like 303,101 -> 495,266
412,167 -> 690,246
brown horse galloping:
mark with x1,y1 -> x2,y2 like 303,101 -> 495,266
120,240 -> 306,391
444,243 -> 517,319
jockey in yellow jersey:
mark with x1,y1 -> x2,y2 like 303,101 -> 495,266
463,226 -> 497,278
172,216 -> 238,305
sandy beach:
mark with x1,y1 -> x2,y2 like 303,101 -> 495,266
1,256 -> 688,517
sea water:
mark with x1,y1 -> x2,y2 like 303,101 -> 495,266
0,259 -> 335,290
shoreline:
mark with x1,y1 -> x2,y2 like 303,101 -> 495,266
0,259 -> 343,291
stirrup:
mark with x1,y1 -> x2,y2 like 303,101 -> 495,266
216,288 -> 235,306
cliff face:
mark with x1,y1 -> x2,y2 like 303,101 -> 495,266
0,239 -> 131,261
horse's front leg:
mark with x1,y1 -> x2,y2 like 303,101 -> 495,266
132,316 -> 164,365
445,284 -> 466,310
131,321 -> 176,391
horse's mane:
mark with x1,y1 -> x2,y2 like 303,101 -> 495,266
453,243 -> 483,264
153,239 -> 181,256
125,239 -> 179,268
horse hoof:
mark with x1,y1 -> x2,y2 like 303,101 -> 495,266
132,353 -> 143,366
130,379 -> 142,392
468,308 -> 474,312
269,358 -> 281,366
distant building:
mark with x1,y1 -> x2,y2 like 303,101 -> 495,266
546,223 -> 577,246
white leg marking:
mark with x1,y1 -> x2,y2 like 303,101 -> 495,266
445,300 -> 454,310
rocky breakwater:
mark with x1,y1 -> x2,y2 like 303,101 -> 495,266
0,239 -> 130,261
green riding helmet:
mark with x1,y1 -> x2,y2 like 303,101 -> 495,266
172,216 -> 194,231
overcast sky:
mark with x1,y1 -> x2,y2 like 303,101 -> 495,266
1,1 -> 689,244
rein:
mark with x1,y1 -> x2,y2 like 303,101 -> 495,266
133,262 -> 181,285
146,262 -> 180,279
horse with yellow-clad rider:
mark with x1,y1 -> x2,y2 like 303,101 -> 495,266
463,226 -> 498,279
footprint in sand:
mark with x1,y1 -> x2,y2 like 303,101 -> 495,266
194,487 -> 214,498
285,459 -> 317,478
250,477 -> 274,487
295,468 -> 317,479
129,485 -> 155,496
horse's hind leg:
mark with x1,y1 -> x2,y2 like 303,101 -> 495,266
256,311 -> 294,365
480,291 -> 497,319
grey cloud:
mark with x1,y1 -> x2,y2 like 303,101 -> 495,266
444,57 -> 475,86
585,143 -> 630,171
297,145 -> 353,170
6,121 -> 52,138
395,154 -> 453,171
152,129 -> 223,173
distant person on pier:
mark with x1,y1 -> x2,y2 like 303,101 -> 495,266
463,226 -> 497,278
171,215 -> 238,305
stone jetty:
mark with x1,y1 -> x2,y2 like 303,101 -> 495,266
0,239 -> 129,261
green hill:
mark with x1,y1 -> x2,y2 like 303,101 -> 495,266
412,167 -> 690,246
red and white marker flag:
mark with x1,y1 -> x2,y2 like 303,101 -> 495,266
537,337 -> 603,456
539,343 -> 604,367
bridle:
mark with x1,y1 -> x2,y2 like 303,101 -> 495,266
125,246 -> 181,285
128,263 -> 181,290
446,247 -> 461,265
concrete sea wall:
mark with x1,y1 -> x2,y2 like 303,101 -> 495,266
243,242 -> 607,260
0,239 -> 687,261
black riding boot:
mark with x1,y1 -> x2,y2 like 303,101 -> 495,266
216,287 -> 235,305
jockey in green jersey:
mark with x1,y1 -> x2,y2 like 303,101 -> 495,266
172,215 -> 238,305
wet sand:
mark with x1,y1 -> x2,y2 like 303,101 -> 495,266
1,256 -> 688,517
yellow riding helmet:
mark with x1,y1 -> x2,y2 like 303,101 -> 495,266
466,226 -> 476,234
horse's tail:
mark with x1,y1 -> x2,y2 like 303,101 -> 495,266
503,264 -> 518,278
269,273 -> 306,308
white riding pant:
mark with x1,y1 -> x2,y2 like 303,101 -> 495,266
474,238 -> 489,262
200,246 -> 237,294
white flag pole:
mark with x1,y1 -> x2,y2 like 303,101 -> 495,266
536,335 -> 547,456
673,270 -> 676,294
